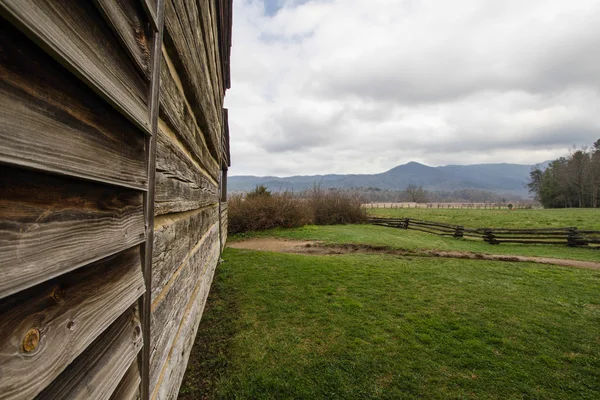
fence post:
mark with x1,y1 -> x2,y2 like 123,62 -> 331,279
454,226 -> 464,238
403,218 -> 410,229
483,229 -> 498,245
567,227 -> 586,247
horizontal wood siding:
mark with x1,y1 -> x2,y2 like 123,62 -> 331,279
0,166 -> 145,299
35,306 -> 143,400
0,0 -> 231,398
220,203 -> 228,252
150,222 -> 220,391
148,1 -> 230,396
95,0 -> 153,81
0,247 -> 144,399
162,0 -> 221,159
159,51 -> 220,181
0,21 -> 148,190
151,244 -> 218,399
110,361 -> 142,400
152,207 -> 219,301
155,123 -> 219,216
0,0 -> 152,134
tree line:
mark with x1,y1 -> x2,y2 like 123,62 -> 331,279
528,139 -> 600,208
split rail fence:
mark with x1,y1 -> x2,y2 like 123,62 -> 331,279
370,217 -> 600,248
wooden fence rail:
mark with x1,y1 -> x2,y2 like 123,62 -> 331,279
369,217 -> 600,248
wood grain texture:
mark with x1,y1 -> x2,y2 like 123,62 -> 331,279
35,306 -> 143,400
151,247 -> 218,400
209,0 -> 225,96
175,0 -> 219,111
0,247 -> 144,400
109,360 -> 141,400
199,0 -> 223,107
163,0 -> 221,159
222,108 -> 231,167
220,205 -> 228,252
150,223 -> 220,388
152,206 -> 219,302
95,0 -> 153,80
159,53 -> 220,181
140,3 -> 165,397
155,127 -> 219,216
0,0 -> 151,134
215,0 -> 232,90
0,166 -> 145,299
0,21 -> 148,190
141,0 -> 159,31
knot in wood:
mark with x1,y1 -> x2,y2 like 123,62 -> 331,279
22,328 -> 40,353
51,287 -> 65,302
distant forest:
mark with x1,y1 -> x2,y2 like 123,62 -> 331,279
289,186 -> 528,204
528,140 -> 600,208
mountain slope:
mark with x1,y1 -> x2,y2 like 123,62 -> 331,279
229,162 -> 534,197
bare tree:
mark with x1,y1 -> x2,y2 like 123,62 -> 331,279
404,184 -> 428,203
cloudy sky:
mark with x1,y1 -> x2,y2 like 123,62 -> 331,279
225,0 -> 600,177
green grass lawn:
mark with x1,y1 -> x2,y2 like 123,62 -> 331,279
180,249 -> 600,399
233,224 -> 600,263
368,208 -> 600,230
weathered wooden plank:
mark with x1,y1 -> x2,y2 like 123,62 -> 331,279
221,215 -> 228,252
94,0 -> 153,80
156,127 -> 219,216
150,223 -> 220,388
176,0 -> 219,112
140,2 -> 165,398
109,360 -> 141,400
0,21 -> 147,190
163,0 -> 221,158
36,306 -> 143,400
159,51 -> 220,180
152,206 -> 219,301
207,0 -> 225,98
0,166 -> 145,299
141,0 -> 159,31
222,108 -> 231,167
151,246 -> 218,400
215,0 -> 232,90
0,0 -> 151,134
0,247 -> 144,400
197,0 -> 222,110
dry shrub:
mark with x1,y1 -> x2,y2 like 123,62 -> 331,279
228,185 -> 367,234
307,186 -> 367,225
228,191 -> 312,235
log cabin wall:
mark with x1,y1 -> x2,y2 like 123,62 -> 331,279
0,1 -> 232,399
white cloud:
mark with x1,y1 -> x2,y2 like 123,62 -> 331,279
225,0 -> 600,176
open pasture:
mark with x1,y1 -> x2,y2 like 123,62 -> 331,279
180,208 -> 599,398
368,207 -> 600,231
180,248 -> 600,399
236,224 -> 600,263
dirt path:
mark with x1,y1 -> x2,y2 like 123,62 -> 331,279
228,238 -> 600,270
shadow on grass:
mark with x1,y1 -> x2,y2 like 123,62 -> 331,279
178,266 -> 239,399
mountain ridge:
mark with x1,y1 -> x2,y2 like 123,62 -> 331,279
229,161 -> 538,197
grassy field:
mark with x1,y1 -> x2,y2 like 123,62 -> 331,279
180,208 -> 599,398
234,224 -> 600,262
368,207 -> 600,230
180,249 -> 600,399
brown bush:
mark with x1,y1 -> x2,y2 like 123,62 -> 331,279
228,186 -> 367,234
306,186 -> 367,225
227,192 -> 312,235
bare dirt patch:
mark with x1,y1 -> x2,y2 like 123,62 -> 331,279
228,238 -> 322,253
228,238 -> 600,270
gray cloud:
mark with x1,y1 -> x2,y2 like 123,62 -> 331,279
225,0 -> 600,176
